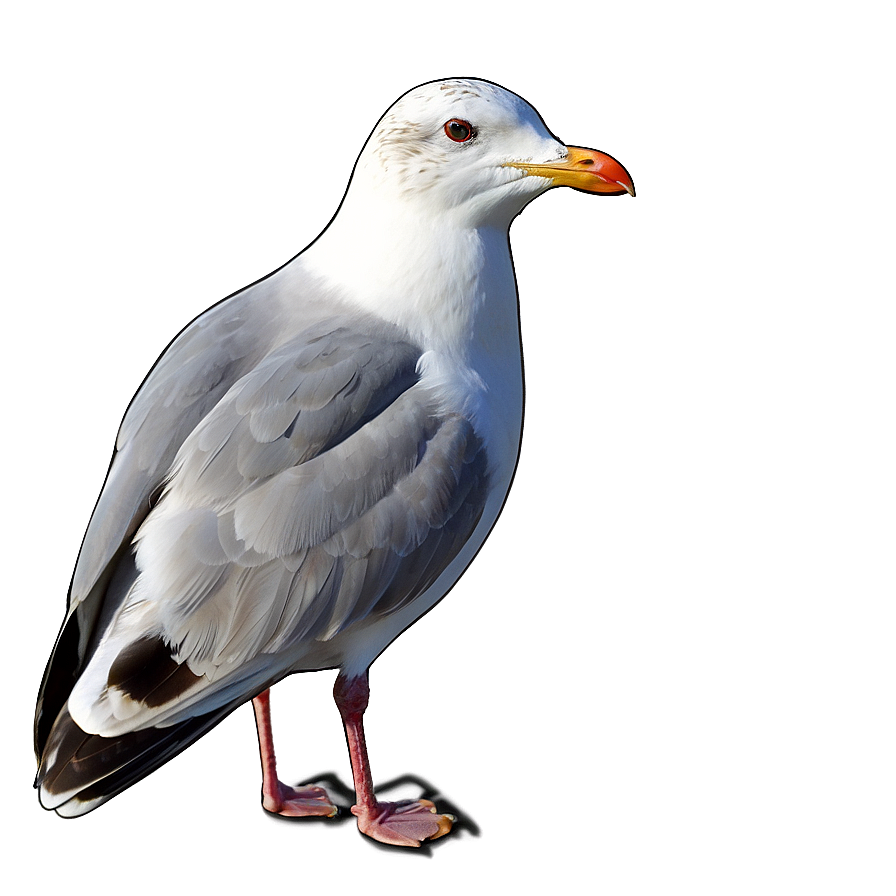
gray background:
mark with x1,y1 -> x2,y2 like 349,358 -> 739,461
4,1 -> 892,891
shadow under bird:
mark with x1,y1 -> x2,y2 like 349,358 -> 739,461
35,77 -> 634,847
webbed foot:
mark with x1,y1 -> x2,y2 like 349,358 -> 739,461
353,798 -> 454,847
263,781 -> 338,818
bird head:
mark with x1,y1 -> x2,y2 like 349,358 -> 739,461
350,78 -> 634,228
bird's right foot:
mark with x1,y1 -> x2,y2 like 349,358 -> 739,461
262,781 -> 339,818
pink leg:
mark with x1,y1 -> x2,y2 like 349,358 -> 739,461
334,671 -> 454,847
252,689 -> 337,817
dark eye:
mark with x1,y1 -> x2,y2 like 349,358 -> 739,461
444,118 -> 474,143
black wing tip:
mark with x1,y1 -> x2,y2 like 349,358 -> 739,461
36,687 -> 257,818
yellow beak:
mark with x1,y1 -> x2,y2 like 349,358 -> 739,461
504,145 -> 635,196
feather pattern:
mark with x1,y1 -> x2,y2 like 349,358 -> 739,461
41,304 -> 490,748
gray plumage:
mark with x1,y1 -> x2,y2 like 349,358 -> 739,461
35,276 -> 492,813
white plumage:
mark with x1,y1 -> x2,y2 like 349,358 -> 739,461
35,78 -> 633,845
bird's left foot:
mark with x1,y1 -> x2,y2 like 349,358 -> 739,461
352,798 -> 454,847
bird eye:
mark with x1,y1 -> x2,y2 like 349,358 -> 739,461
444,119 -> 474,143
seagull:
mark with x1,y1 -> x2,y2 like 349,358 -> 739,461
34,77 -> 634,847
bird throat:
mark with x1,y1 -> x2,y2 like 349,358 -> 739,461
301,207 -> 517,360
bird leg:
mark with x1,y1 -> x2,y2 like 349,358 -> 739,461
334,670 -> 454,847
252,689 -> 338,817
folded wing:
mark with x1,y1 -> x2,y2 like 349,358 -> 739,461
37,306 -> 489,814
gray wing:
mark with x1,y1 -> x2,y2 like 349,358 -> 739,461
66,315 -> 489,736
35,287 -> 283,756
69,290 -> 280,611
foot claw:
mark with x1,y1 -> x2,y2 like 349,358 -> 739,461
353,798 -> 454,847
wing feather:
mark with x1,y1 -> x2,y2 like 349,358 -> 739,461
42,305 -> 489,766
71,295 -> 277,607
